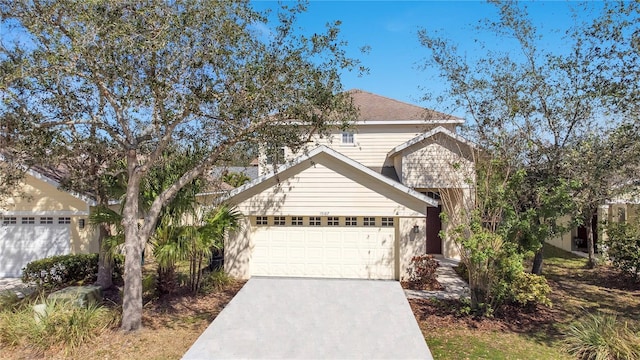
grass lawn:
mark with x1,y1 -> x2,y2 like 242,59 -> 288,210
412,245 -> 640,359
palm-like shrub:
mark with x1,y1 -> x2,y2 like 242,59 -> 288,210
154,205 -> 242,294
564,312 -> 640,360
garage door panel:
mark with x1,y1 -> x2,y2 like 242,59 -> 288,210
251,224 -> 395,279
0,225 -> 70,277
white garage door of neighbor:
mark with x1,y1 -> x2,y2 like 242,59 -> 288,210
251,226 -> 396,279
0,225 -> 70,277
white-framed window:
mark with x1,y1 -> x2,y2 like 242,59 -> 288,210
381,217 -> 394,227
363,217 -> 376,226
274,216 -> 286,226
345,217 -> 357,226
327,217 -> 340,226
58,217 -> 71,224
79,219 -> 86,229
2,216 -> 17,225
21,217 -> 35,225
342,131 -> 355,144
309,217 -> 321,226
291,216 -> 303,226
40,217 -> 54,224
256,216 -> 268,225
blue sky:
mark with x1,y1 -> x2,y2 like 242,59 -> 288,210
253,1 -> 601,117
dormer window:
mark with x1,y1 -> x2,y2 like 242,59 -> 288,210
342,131 -> 354,144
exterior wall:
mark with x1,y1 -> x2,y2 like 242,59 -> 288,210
398,217 -> 426,281
438,188 -> 473,260
4,174 -> 90,213
258,124 -> 447,175
401,137 -> 474,190
546,215 -> 574,252
235,163 -> 425,217
1,173 -> 98,255
225,217 -> 253,279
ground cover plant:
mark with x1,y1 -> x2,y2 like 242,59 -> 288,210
0,259 -> 243,359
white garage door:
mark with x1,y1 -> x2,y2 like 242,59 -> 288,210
0,223 -> 70,277
251,225 -> 396,279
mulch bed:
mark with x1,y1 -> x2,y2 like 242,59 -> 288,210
401,279 -> 443,291
409,298 -> 562,334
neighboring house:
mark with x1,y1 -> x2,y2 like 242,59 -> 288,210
221,90 -> 476,281
548,191 -> 640,254
0,168 -> 98,277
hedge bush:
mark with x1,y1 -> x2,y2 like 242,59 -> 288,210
406,254 -> 439,289
21,254 -> 123,289
604,220 -> 640,280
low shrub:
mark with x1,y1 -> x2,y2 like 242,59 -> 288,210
199,269 -> 233,294
604,220 -> 640,280
22,254 -> 124,290
507,272 -> 552,308
563,312 -> 640,360
406,254 -> 439,289
0,298 -> 118,354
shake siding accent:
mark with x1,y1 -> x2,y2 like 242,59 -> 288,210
234,163 -> 424,217
402,140 -> 473,189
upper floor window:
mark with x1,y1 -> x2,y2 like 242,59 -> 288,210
266,147 -> 286,165
342,132 -> 354,144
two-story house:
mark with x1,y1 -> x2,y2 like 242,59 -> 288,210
222,90 -> 476,281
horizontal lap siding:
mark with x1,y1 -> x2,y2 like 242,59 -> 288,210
313,126 -> 424,167
237,164 -> 423,217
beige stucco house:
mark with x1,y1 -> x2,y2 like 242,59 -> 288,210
0,168 -> 98,277
547,193 -> 640,254
223,90 -> 475,281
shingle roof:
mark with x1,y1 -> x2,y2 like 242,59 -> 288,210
348,89 -> 460,122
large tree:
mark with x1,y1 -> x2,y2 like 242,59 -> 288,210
0,0 -> 359,330
419,1 -> 637,273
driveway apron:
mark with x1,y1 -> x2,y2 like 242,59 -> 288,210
182,277 -> 432,359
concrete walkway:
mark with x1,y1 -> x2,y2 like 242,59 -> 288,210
183,277 -> 433,359
404,256 -> 470,300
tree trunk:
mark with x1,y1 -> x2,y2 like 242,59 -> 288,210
121,156 -> 145,332
531,243 -> 545,275
95,223 -> 113,289
586,214 -> 597,268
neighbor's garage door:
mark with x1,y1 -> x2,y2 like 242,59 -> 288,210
251,218 -> 396,279
0,217 -> 70,277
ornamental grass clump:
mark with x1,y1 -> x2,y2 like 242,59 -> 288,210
0,298 -> 118,355
563,311 -> 640,360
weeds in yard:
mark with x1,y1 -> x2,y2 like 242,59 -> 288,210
0,298 -> 118,355
563,311 -> 640,360
199,270 -> 233,294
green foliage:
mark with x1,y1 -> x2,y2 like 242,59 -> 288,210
563,312 -> 640,360
604,220 -> 640,280
199,270 -> 233,294
222,172 -> 251,188
507,272 -> 552,308
21,254 -> 123,290
406,254 -> 439,289
0,299 -> 117,354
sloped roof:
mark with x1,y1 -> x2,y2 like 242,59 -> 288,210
348,89 -> 462,122
224,145 -> 438,210
387,126 -> 477,159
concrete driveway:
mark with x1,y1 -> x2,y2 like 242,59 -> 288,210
182,277 -> 432,359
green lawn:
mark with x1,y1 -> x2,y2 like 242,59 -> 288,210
412,244 -> 640,360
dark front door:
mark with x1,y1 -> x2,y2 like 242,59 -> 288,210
426,205 -> 442,254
